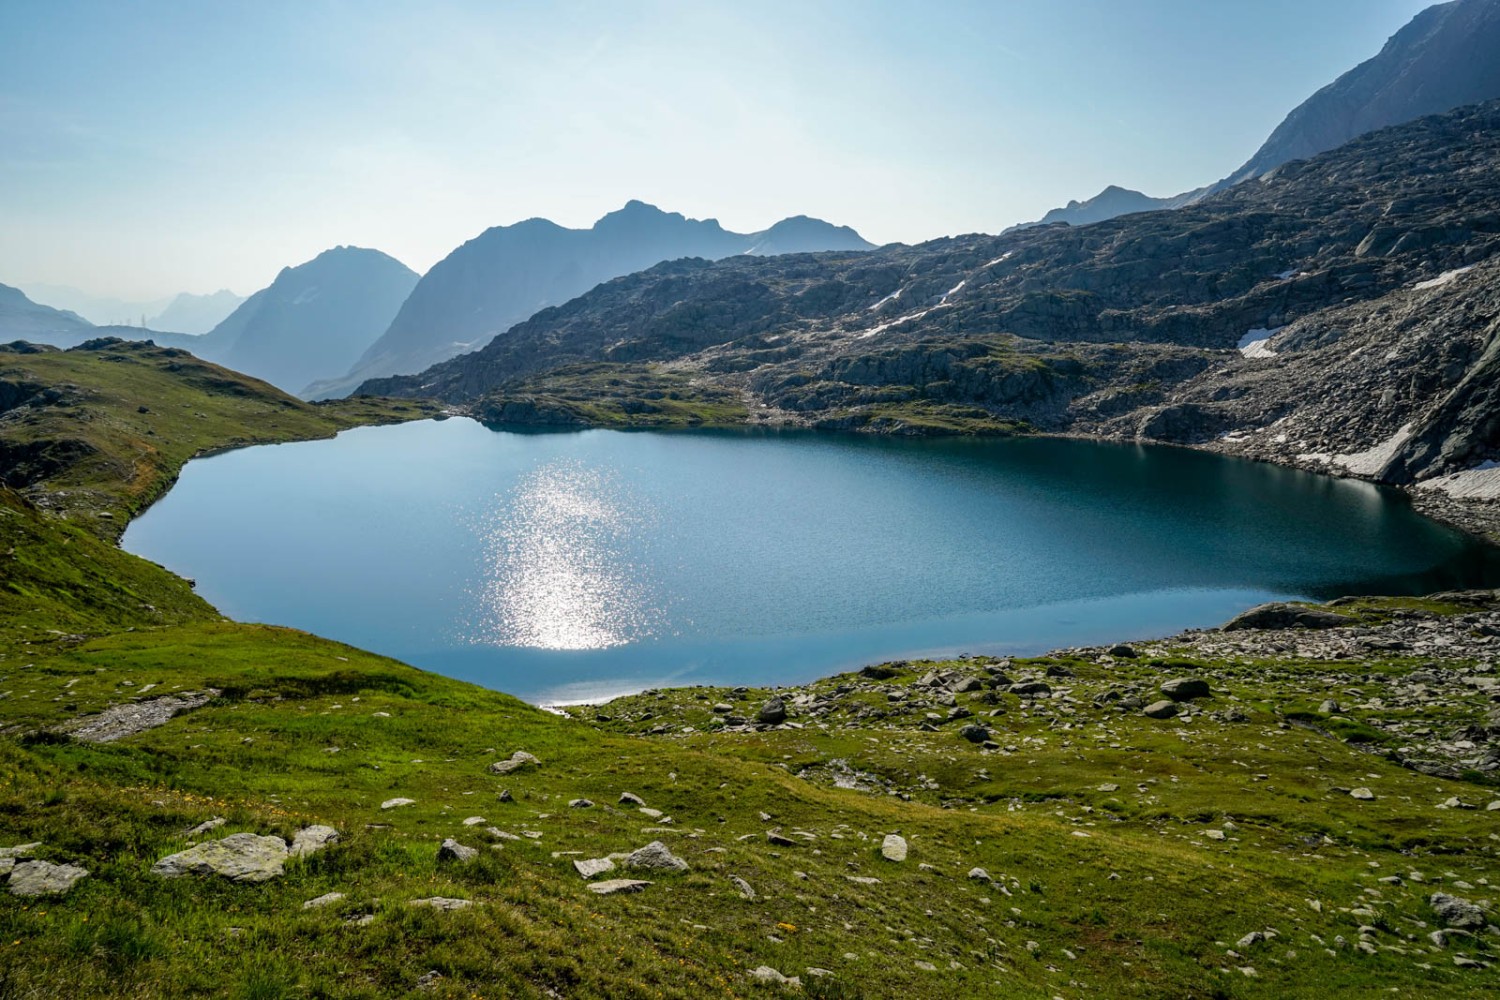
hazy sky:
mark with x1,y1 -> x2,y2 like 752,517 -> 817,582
1,0 -> 1435,300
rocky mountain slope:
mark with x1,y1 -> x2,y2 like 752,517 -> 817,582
364,101 -> 1500,502
1030,0 -> 1500,228
307,202 -> 873,399
195,246 -> 418,395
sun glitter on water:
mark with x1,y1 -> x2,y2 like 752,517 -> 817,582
469,460 -> 663,650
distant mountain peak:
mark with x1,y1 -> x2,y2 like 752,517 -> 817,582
310,202 -> 873,399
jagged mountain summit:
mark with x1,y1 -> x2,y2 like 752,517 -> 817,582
1223,0 -> 1500,187
198,247 -> 418,394
1028,0 -> 1500,229
1031,185 -> 1206,228
361,100 -> 1500,492
305,202 -> 873,399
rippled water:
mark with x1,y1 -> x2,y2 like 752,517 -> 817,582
123,418 -> 1500,703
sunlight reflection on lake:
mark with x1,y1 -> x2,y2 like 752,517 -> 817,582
471,460 -> 663,650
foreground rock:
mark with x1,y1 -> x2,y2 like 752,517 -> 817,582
1143,700 -> 1179,719
409,897 -> 473,911
573,857 -> 616,879
61,689 -> 219,742
881,834 -> 908,862
488,751 -> 539,775
749,966 -> 801,987
624,841 -> 689,873
1430,893 -> 1488,930
1161,677 -> 1210,701
151,833 -> 288,883
8,860 -> 88,897
588,879 -> 651,895
437,839 -> 478,863
757,697 -> 787,726
290,825 -> 339,857
1222,604 -> 1356,632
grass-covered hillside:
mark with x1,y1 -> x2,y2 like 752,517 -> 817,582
0,339 -> 438,537
0,339 -> 1496,998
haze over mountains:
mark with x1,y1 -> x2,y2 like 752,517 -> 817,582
18,285 -> 243,333
366,98 -> 1500,493
1033,0 -> 1500,228
305,202 -> 873,399
198,247 -> 419,394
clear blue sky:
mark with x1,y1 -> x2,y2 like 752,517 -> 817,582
0,0 -> 1436,299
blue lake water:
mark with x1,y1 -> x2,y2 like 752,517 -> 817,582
122,418 -> 1500,704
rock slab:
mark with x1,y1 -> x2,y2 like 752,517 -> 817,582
8,860 -> 88,897
152,833 -> 288,883
625,841 -> 689,873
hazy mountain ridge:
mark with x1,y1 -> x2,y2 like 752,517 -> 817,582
199,247 -> 419,395
306,202 -> 874,399
147,289 -> 244,334
1028,0 -> 1500,228
362,100 -> 1500,489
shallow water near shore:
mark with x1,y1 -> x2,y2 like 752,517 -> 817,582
123,418 -> 1500,703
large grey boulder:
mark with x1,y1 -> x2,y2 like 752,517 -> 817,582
1430,892 -> 1487,929
881,834 -> 908,862
1161,678 -> 1211,702
757,697 -> 787,726
8,860 -> 88,897
1144,700 -> 1179,720
1009,680 -> 1052,698
624,841 -> 689,873
151,833 -> 288,883
1222,603 -> 1356,631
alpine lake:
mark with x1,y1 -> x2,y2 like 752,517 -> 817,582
122,418 -> 1500,704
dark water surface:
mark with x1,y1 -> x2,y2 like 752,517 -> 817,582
122,419 -> 1500,703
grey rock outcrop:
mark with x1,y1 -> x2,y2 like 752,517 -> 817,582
1222,604 -> 1357,632
62,689 -> 218,742
8,860 -> 88,897
290,825 -> 339,857
437,839 -> 478,863
756,697 -> 788,726
488,751 -> 539,775
624,841 -> 689,873
1161,678 -> 1211,702
588,879 -> 652,895
151,833 -> 289,883
1430,892 -> 1488,929
881,834 -> 908,862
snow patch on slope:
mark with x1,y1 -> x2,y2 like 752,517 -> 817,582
1414,265 -> 1475,291
1334,423 -> 1413,477
1238,327 -> 1284,359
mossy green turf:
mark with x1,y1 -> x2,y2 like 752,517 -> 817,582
0,340 -> 438,537
0,342 -> 1496,998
